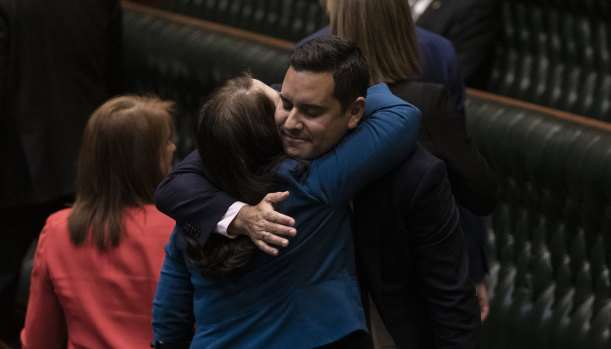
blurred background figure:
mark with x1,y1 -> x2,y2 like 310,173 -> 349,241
409,0 -> 501,88
0,0 -> 122,345
20,95 -> 176,349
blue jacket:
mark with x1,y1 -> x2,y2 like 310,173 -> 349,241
152,84 -> 421,348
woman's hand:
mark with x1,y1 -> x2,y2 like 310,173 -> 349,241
228,192 -> 297,255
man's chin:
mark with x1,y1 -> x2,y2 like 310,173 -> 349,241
283,145 -> 311,160
284,148 -> 303,159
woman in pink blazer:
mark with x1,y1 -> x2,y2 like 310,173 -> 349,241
20,95 -> 177,349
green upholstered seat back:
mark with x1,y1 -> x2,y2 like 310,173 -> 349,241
122,5 -> 291,158
486,0 -> 611,122
466,93 -> 611,349
158,0 -> 328,42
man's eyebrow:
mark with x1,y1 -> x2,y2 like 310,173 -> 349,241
279,94 -> 324,112
281,95 -> 322,107
301,104 -> 324,112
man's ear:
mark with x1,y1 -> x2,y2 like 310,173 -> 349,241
347,96 -> 366,130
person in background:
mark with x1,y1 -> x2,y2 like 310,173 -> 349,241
152,38 -> 420,348
410,0 -> 501,88
0,1 -> 122,345
298,0 -> 466,117
20,96 -> 176,349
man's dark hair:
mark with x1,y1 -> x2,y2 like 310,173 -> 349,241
289,35 -> 370,112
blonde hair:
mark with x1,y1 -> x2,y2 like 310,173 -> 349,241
329,0 -> 422,85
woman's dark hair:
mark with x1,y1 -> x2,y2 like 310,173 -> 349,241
186,73 -> 284,277
68,95 -> 175,249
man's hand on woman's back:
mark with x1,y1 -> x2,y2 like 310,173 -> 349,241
228,191 -> 297,255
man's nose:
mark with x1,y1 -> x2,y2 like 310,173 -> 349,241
283,109 -> 303,130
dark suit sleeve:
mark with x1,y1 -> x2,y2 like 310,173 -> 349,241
419,86 -> 495,281
420,86 -> 498,215
398,157 -> 481,348
458,205 -> 488,282
155,150 -> 237,244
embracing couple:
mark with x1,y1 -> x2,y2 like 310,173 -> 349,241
152,35 -> 480,349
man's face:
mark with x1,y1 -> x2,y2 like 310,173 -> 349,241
276,67 -> 362,160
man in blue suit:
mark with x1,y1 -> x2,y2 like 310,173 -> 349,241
155,35 -> 480,348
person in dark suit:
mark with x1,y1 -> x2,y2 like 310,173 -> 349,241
411,0 -> 501,88
0,0 -> 122,345
297,0 -> 467,118
353,144 -> 479,348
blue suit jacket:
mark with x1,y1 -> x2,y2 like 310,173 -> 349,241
155,84 -> 482,347
295,26 -> 466,117
153,84 -> 422,348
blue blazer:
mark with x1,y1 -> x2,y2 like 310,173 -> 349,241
152,84 -> 421,348
154,85 -> 482,348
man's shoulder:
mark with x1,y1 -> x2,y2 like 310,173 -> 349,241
390,144 -> 446,191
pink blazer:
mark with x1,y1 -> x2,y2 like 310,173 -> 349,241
21,206 -> 174,349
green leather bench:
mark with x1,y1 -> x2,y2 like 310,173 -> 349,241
466,90 -> 611,349
122,2 -> 292,158
485,0 -> 611,122
157,0 -> 327,42
135,0 -> 611,122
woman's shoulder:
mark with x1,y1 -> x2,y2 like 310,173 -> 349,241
35,208 -> 73,252
124,204 -> 176,232
41,208 -> 72,235
46,207 -> 72,220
